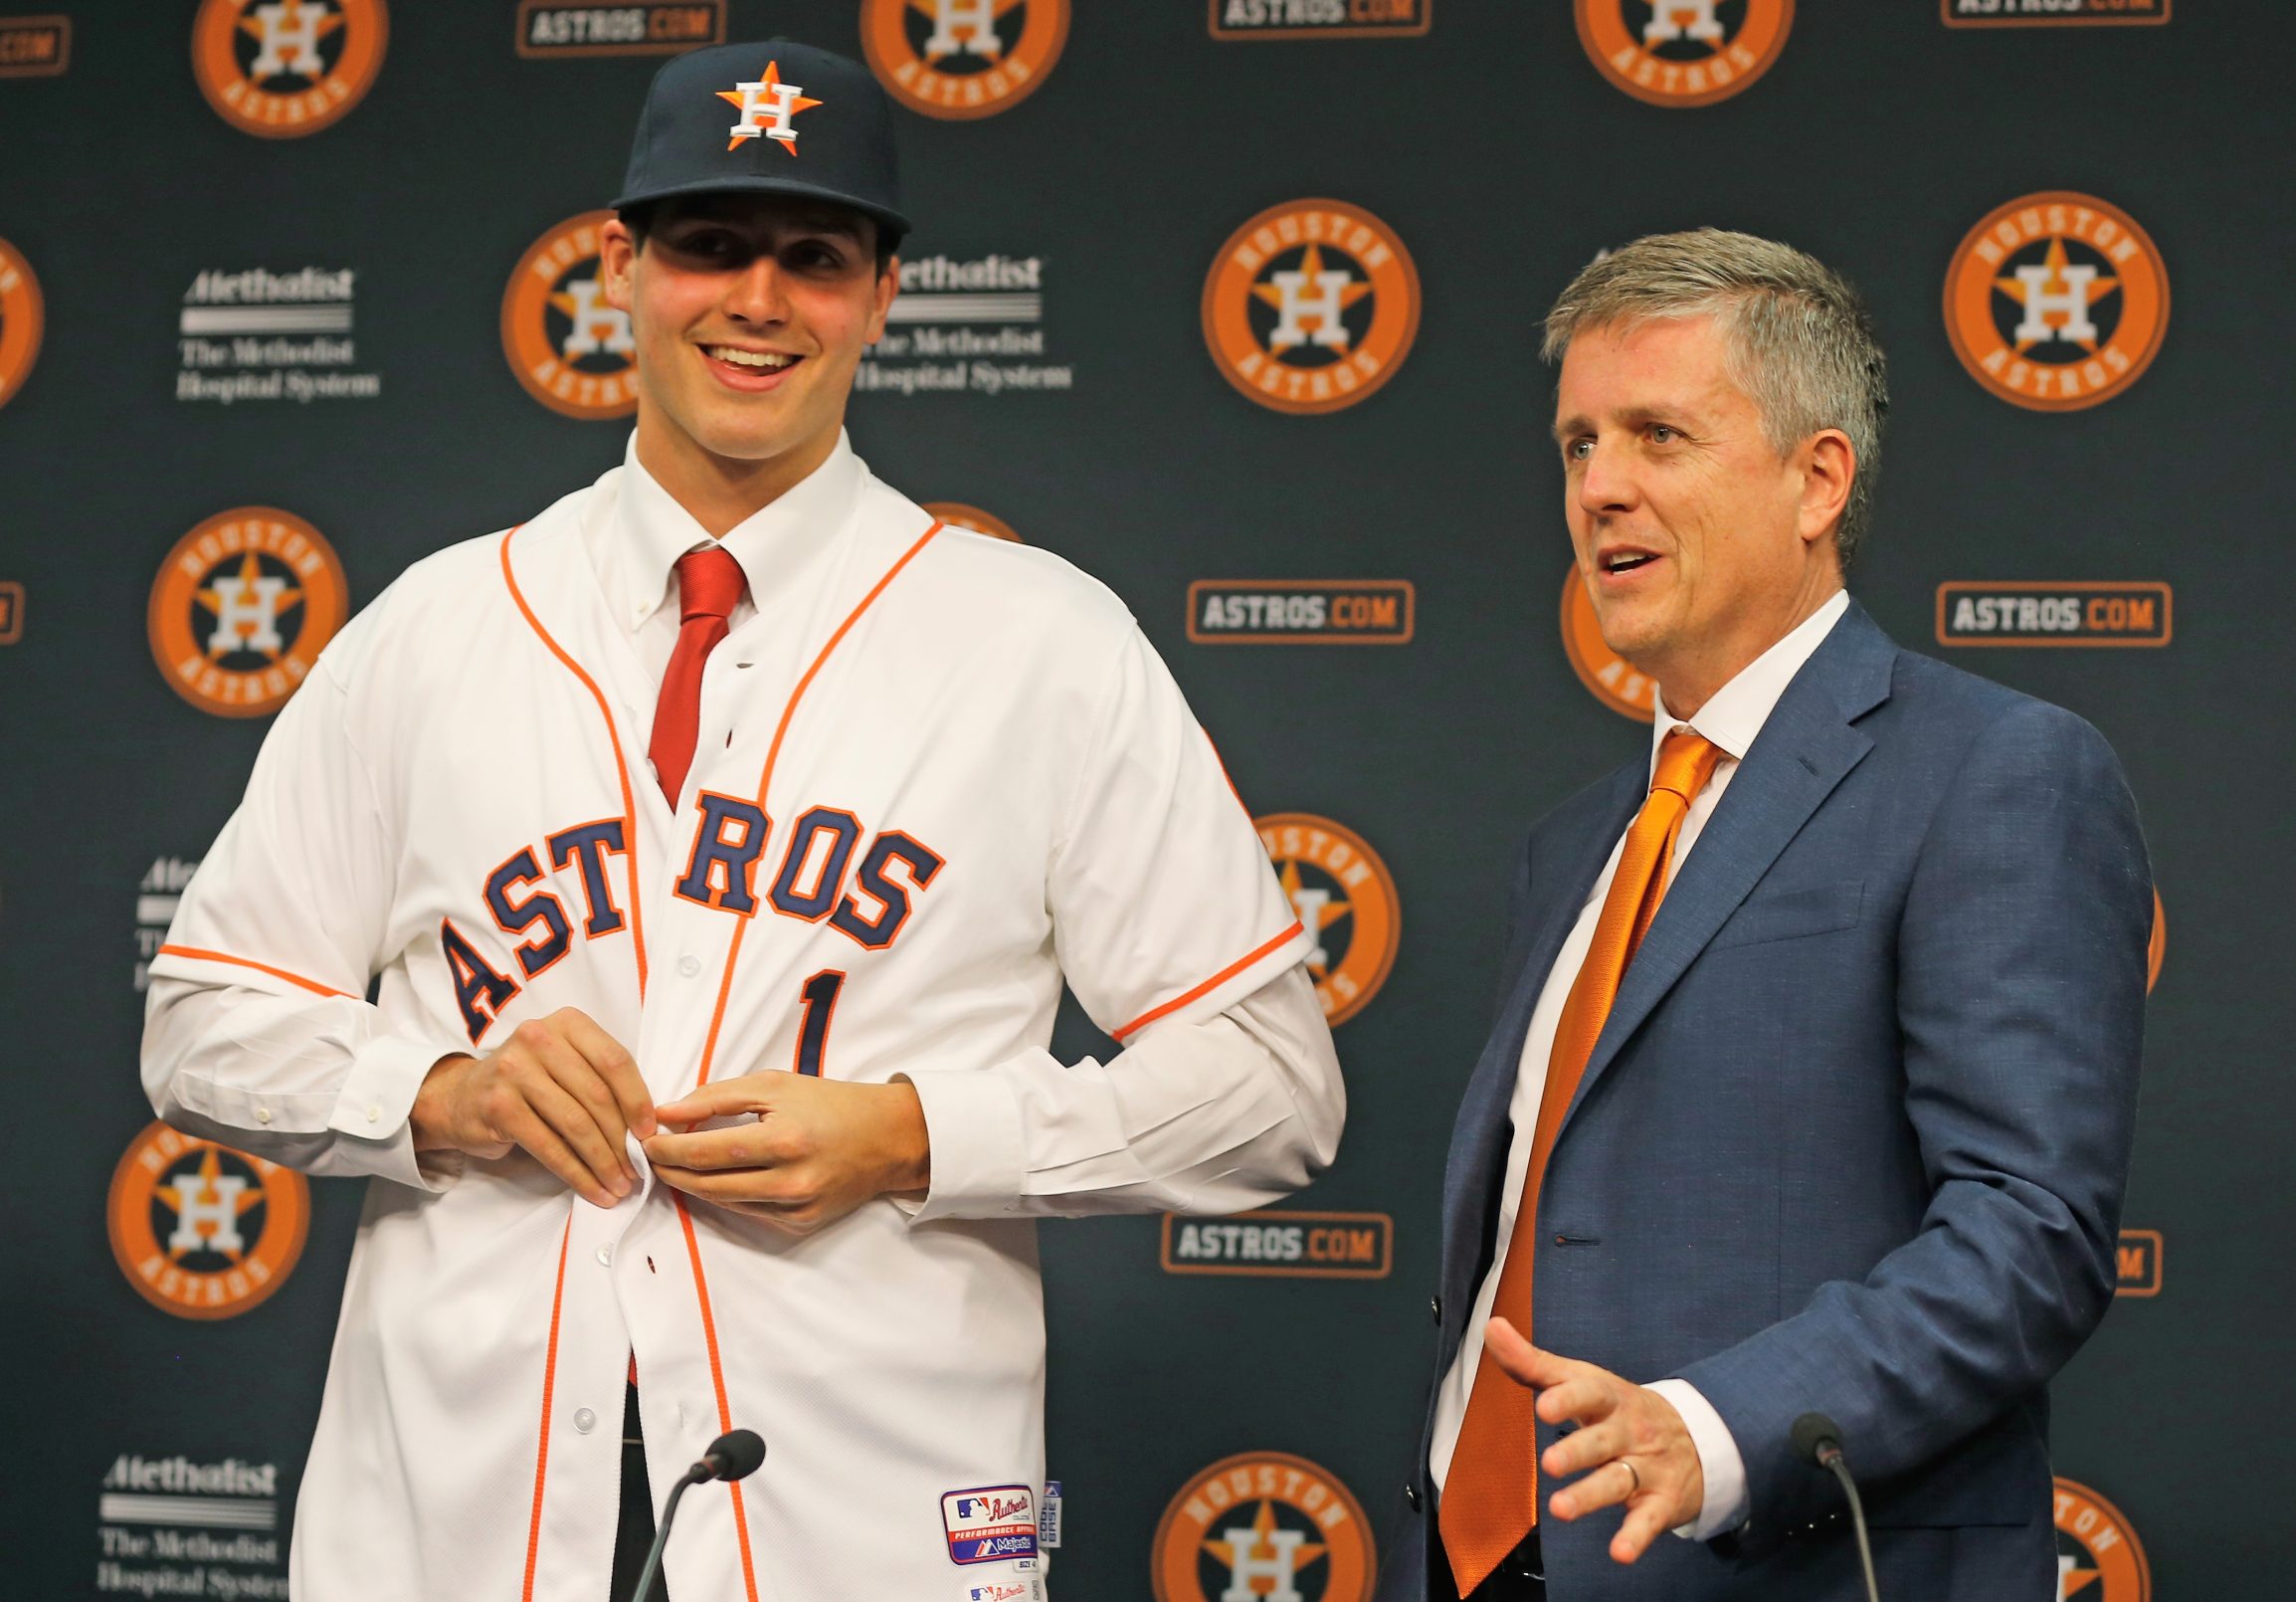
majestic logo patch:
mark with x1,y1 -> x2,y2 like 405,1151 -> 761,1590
1945,192 -> 2169,411
1161,1209 -> 1394,1279
501,211 -> 640,421
0,14 -> 70,76
1203,200 -> 1421,415
2115,1229 -> 2162,1298
942,1485 -> 1039,1564
1188,581 -> 1414,645
1943,0 -> 2167,26
107,1123 -> 310,1319
147,507 -> 349,718
1210,0 -> 1431,39
861,0 -> 1069,121
1153,1453 -> 1375,1602
922,501 -> 1024,542
717,59 -> 820,153
192,0 -> 389,139
514,1 -> 724,58
1559,565 -> 1657,721
2053,1478 -> 2150,1601
0,234 -> 44,410
1575,0 -> 1794,107
1934,582 -> 2172,647
1255,814 -> 1399,1026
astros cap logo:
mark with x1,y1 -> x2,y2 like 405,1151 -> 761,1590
0,235 -> 43,411
922,501 -> 1023,542
108,1121 -> 310,1319
148,506 -> 349,718
1559,565 -> 1658,721
1256,814 -> 1399,1026
1945,192 -> 2169,412
502,211 -> 640,421
1576,0 -> 1792,107
1204,200 -> 1422,416
191,0 -> 389,139
861,0 -> 1069,120
2054,1478 -> 2150,1601
718,59 -> 821,153
1152,1452 -> 1375,1602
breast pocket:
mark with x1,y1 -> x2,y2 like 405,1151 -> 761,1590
1706,880 -> 1863,952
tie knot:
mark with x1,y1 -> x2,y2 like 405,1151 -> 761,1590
673,545 -> 747,624
1651,727 -> 1722,804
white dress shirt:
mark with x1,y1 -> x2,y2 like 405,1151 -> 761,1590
1430,590 -> 1851,1540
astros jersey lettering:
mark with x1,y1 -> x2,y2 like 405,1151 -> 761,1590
142,439 -> 1331,1600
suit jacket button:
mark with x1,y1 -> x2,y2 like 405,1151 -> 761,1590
1404,1485 -> 1422,1511
1430,1296 -> 1442,1325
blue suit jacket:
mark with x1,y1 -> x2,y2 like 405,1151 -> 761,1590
1378,605 -> 2150,1602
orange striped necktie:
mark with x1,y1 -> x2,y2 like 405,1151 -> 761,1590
1439,728 -> 1723,1596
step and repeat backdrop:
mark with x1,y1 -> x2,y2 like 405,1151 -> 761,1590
1,3 -> 2282,1599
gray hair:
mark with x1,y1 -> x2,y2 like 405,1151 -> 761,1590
1541,228 -> 1889,566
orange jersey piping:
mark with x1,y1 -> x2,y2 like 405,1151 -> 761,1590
154,945 -> 351,999
1112,920 -> 1307,1042
520,1219 -> 573,1602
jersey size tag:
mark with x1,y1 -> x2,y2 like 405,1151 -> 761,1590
1038,1481 -> 1061,1549
942,1485 -> 1040,1565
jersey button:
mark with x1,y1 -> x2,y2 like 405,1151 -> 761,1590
596,1244 -> 614,1267
678,954 -> 702,978
573,1408 -> 597,1434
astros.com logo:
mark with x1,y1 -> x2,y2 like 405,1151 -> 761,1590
501,212 -> 641,421
191,0 -> 389,138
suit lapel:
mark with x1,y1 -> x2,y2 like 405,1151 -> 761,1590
1562,604 -> 1897,1128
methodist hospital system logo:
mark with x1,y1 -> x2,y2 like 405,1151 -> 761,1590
0,233 -> 42,410
859,253 -> 1072,397
861,0 -> 1067,120
1204,201 -> 1421,416
1576,0 -> 1794,107
2054,1478 -> 2151,1602
1256,814 -> 1399,1026
1945,193 -> 2168,412
148,507 -> 349,717
96,1453 -> 287,1596
1153,1453 -> 1374,1602
178,266 -> 381,405
502,212 -> 639,420
107,1122 -> 310,1319
192,0 -> 388,138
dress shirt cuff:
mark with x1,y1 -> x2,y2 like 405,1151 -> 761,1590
891,1060 -> 1030,1222
323,1034 -> 458,1192
1644,1378 -> 1750,1540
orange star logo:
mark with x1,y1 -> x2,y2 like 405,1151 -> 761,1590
1251,243 -> 1375,354
196,552 -> 302,662
908,0 -> 1029,63
1278,856 -> 1352,982
2059,1561 -> 2103,1597
717,61 -> 823,155
235,0 -> 343,80
1996,236 -> 2121,353
156,1146 -> 268,1263
1201,1499 -> 1327,1591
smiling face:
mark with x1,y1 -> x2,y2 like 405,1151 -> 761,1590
599,193 -> 896,530
1552,313 -> 1850,715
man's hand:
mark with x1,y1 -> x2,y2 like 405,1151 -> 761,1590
411,1008 -> 655,1208
1483,1317 -> 1705,1565
642,1073 -> 930,1236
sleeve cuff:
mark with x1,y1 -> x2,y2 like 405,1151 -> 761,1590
1645,1378 -> 1750,1540
325,1033 -> 459,1192
893,1059 -> 1031,1222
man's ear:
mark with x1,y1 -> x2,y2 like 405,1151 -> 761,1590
865,254 -> 899,345
599,218 -> 639,313
1799,428 -> 1855,548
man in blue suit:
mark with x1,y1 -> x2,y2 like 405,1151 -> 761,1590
1378,230 -> 2151,1602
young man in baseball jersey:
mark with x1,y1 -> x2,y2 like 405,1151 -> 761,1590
141,41 -> 1343,1602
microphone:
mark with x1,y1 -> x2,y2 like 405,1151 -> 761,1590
626,1429 -> 767,1602
1791,1413 -> 1878,1602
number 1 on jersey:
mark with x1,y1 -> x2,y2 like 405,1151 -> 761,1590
795,969 -> 846,1077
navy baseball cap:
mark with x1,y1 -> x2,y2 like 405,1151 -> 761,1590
614,40 -> 909,243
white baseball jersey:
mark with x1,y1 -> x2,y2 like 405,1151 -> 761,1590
142,437 -> 1341,1602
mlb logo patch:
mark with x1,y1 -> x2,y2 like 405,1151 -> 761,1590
941,1484 -> 1039,1565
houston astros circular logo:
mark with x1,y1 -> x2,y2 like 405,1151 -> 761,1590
192,0 -> 389,139
1153,1452 -> 1374,1602
922,501 -> 1024,542
502,211 -> 641,421
1560,566 -> 1658,721
1204,200 -> 1421,416
2147,890 -> 2165,994
1945,193 -> 2169,412
1576,0 -> 1794,107
2054,1478 -> 2150,1602
108,1122 -> 310,1319
0,235 -> 42,411
148,506 -> 349,718
861,0 -> 1069,120
1256,814 -> 1399,1026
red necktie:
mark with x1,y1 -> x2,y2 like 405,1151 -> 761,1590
1439,729 -> 1724,1595
648,545 -> 747,808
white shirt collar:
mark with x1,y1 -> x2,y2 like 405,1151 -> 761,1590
1650,589 -> 1851,769
600,430 -> 866,633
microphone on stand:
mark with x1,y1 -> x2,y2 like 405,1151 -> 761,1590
626,1428 -> 766,1602
1791,1413 -> 1878,1602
